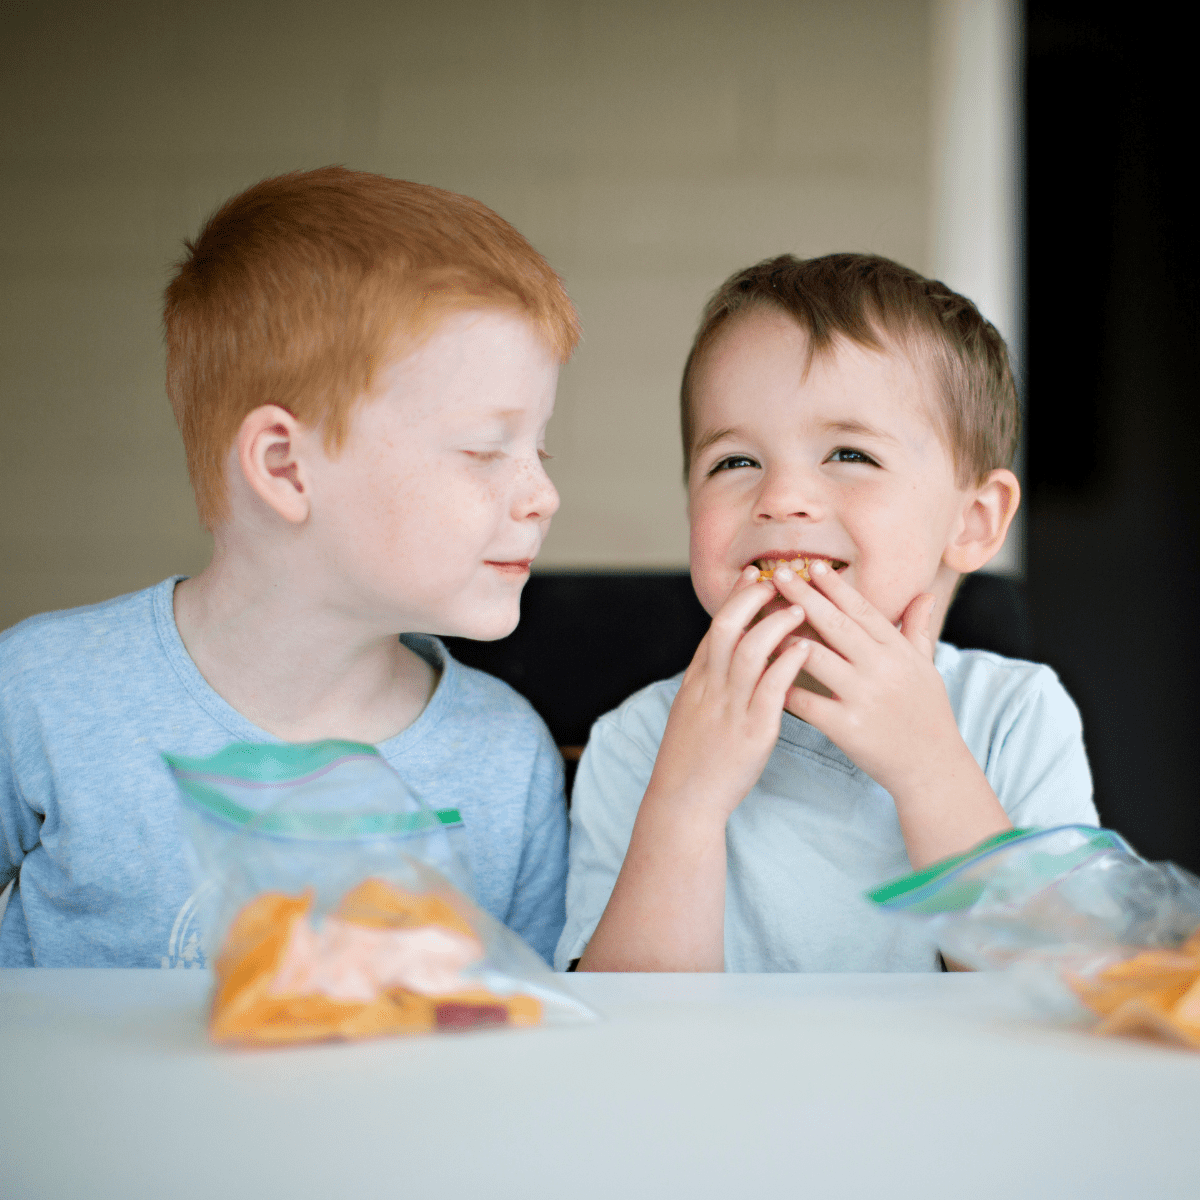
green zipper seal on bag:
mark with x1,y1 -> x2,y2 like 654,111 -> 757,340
164,741 -> 462,839
868,828 -> 1030,906
173,777 -> 462,839
866,825 -> 1134,914
163,740 -> 378,785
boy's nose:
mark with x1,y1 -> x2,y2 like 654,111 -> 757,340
755,469 -> 824,522
517,458 -> 560,521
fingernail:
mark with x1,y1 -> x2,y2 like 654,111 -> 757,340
775,566 -> 794,581
742,565 -> 758,580
790,605 -> 804,617
810,559 -> 828,576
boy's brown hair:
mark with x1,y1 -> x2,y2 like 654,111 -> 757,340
165,167 -> 581,529
679,253 -> 1018,487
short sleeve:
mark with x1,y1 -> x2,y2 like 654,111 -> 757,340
553,715 -> 658,970
984,666 -> 1099,829
502,733 -> 569,966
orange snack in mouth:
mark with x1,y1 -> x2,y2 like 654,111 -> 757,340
755,556 -> 846,583
1065,927 -> 1200,1051
209,878 -> 542,1046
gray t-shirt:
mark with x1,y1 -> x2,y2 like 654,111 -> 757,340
556,643 -> 1099,972
1,578 -> 567,967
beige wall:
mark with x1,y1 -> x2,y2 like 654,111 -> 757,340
1,0 -> 938,633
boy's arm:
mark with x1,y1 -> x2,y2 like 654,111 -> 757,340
577,570 -> 812,971
769,561 -> 1012,870
555,720 -> 653,969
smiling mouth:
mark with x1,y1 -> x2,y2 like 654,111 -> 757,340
752,555 -> 848,581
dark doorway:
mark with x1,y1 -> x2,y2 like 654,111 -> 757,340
1025,6 -> 1200,868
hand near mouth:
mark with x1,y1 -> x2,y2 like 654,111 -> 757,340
769,561 -> 1012,869
576,564 -> 812,971
650,565 -> 814,814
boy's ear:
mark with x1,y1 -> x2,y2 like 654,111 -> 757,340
943,468 -> 1021,574
235,405 -> 313,525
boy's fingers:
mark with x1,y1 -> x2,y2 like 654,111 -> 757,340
900,592 -> 938,659
790,636 -> 854,699
772,570 -> 874,662
705,575 -> 780,667
782,678 -> 837,728
728,604 -> 807,693
727,563 -> 766,601
800,561 -> 899,644
750,638 -> 812,717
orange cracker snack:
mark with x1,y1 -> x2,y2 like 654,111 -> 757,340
1067,928 -> 1200,1051
209,878 -> 542,1046
755,555 -> 847,583
335,876 -> 477,939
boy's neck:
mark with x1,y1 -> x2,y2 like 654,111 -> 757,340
172,548 -> 439,746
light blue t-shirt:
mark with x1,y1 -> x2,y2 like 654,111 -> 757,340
0,578 -> 567,967
557,643 -> 1100,972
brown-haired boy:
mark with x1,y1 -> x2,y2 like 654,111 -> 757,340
0,168 -> 579,968
557,253 -> 1098,972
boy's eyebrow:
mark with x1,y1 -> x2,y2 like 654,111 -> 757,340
694,420 -> 900,455
692,427 -> 740,456
820,418 -> 900,444
453,406 -> 524,427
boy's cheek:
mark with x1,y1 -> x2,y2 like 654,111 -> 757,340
853,557 -> 941,627
687,534 -> 734,618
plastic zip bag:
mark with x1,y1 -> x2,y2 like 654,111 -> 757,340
165,740 -> 594,1046
868,825 -> 1200,1049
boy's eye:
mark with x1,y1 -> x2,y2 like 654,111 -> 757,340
707,453 -> 760,476
825,447 -> 879,466
463,449 -> 503,462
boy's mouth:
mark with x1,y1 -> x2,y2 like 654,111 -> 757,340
750,554 -> 848,582
485,559 -> 534,577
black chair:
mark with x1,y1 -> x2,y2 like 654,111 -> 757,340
444,570 -> 1030,794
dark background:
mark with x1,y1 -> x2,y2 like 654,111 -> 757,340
1025,5 -> 1198,870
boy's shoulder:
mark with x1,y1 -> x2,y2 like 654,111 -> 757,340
934,640 -> 1084,749
935,640 -> 1071,709
0,581 -> 171,700
583,671 -> 686,761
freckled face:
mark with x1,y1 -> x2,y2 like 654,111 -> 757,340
305,309 -> 561,640
687,308 -> 970,625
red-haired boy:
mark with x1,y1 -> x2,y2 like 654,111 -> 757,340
0,168 -> 579,967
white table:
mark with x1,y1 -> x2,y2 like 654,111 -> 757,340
2,969 -> 1198,1199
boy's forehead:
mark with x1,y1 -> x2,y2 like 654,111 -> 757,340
381,304 -> 544,365
374,307 -> 555,394
694,308 -> 944,439
346,305 -> 559,437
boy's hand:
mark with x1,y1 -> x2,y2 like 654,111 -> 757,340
769,560 -> 947,793
770,561 -> 1010,867
577,566 -> 811,971
647,565 -> 812,822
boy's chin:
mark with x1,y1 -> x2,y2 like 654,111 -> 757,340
438,607 -> 521,643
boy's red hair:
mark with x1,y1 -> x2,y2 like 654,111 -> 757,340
164,167 -> 581,529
